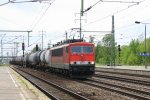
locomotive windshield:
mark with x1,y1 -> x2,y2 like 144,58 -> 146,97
71,46 -> 93,53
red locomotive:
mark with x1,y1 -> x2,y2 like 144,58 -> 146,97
10,39 -> 95,78
51,39 -> 95,78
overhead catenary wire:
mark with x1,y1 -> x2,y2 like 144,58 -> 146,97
31,3 -> 51,30
64,0 -> 147,43
31,0 -> 55,30
115,21 -> 150,31
11,0 -> 52,3
115,1 -> 150,31
0,0 -> 55,57
100,0 -> 140,4
83,0 -> 102,12
0,0 -> 149,54
11,0 -> 37,3
30,4 -> 46,28
0,0 -> 54,30
80,0 -> 147,46
83,0 -> 140,13
83,0 -> 146,28
0,0 -> 55,31
0,15 -> 31,30
0,0 -> 51,5
4,35 -> 21,44
0,0 -> 16,6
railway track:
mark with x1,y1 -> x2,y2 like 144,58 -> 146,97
85,78 -> 150,100
76,77 -> 150,100
81,68 -> 150,99
95,68 -> 150,86
11,66 -> 134,100
11,66 -> 150,100
11,66 -> 89,100
96,67 -> 150,78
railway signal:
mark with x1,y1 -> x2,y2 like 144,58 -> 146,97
22,43 -> 25,50
36,44 -> 38,51
118,45 -> 121,65
22,43 -> 25,58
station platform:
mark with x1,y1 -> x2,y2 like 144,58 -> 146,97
0,66 -> 50,100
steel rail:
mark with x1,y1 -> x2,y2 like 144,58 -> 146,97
79,78 -> 150,100
94,72 -> 150,86
11,67 -> 59,100
96,69 -> 150,78
11,66 -> 89,100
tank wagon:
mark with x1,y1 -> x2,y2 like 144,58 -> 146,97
10,39 -> 95,78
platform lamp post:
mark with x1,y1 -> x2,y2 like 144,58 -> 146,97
135,21 -> 150,69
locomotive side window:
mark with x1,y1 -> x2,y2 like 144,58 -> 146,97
71,46 -> 93,53
52,48 -> 63,56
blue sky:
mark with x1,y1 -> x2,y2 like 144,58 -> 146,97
0,0 -> 150,56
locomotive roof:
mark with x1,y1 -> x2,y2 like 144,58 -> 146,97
50,42 -> 94,50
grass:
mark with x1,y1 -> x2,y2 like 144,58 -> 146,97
0,64 -> 10,67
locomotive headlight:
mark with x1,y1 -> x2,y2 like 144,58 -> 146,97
70,61 -> 74,65
90,61 -> 94,64
70,61 -> 76,65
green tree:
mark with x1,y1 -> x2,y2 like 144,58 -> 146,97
146,38 -> 150,65
95,34 -> 113,65
102,34 -> 113,47
95,37 -> 150,66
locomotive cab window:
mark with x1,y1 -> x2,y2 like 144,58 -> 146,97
71,46 -> 81,53
83,46 -> 93,53
71,46 -> 93,53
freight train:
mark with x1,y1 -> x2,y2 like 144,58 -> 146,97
10,39 -> 95,78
